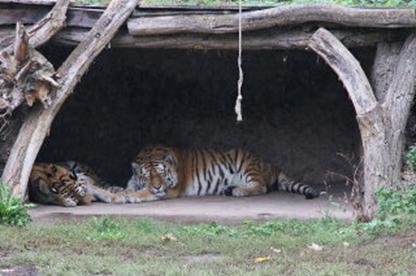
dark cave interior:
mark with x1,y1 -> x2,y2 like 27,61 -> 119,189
36,46 -> 372,189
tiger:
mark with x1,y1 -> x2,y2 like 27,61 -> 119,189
28,163 -> 92,207
113,145 -> 321,203
28,162 -> 123,207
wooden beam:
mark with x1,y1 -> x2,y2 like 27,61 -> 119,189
128,3 -> 416,36
0,3 -> 257,29
44,27 -> 408,50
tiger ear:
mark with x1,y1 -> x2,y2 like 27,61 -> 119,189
69,170 -> 77,180
131,162 -> 140,172
164,153 -> 176,164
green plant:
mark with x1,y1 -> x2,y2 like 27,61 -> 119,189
87,217 -> 127,240
377,186 -> 416,218
177,221 -> 237,237
355,186 -> 416,234
0,182 -> 33,227
406,145 -> 416,172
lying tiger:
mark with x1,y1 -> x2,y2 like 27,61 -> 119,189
114,145 -> 321,203
28,162 -> 123,207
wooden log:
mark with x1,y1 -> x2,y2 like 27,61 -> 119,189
128,3 -> 416,36
308,27 -> 416,220
47,27 -> 406,50
381,33 -> 416,185
0,2 -> 257,29
26,0 -> 70,47
0,0 -> 69,49
383,34 -> 416,133
308,28 -> 377,115
0,0 -> 257,10
308,28 -> 384,220
1,0 -> 138,198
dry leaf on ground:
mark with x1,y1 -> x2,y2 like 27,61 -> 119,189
255,257 -> 272,263
307,243 -> 323,251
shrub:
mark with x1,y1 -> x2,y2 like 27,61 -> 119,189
356,186 -> 416,234
0,182 -> 33,226
405,144 -> 416,172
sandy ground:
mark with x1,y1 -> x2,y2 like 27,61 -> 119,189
29,188 -> 353,224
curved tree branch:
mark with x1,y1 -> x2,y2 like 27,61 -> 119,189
308,27 -> 387,220
308,27 -> 377,117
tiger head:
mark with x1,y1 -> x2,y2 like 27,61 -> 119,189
127,146 -> 179,197
29,163 -> 86,207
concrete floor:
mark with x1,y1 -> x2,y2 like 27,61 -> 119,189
29,189 -> 353,224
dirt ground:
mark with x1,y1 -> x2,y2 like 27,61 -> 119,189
29,187 -> 352,224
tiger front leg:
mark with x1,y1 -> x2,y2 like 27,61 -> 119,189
224,183 -> 267,197
72,183 -> 92,205
112,188 -> 160,204
86,185 -> 118,203
57,195 -> 79,207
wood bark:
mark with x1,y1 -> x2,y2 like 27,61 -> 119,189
0,0 -> 69,49
128,3 -> 416,36
371,42 -> 402,101
0,0 -> 68,176
44,27 -> 405,50
382,34 -> 416,183
308,28 -> 416,220
1,0 -> 137,198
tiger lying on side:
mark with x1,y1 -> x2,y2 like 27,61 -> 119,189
28,162 -> 123,207
29,163 -> 91,207
113,145 -> 321,203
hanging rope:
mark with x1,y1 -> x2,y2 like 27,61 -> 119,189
234,0 -> 244,122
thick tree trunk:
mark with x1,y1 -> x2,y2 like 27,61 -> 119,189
381,34 -> 416,187
371,42 -> 402,101
308,28 -> 416,220
1,0 -> 137,198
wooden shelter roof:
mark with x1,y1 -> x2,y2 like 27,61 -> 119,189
0,0 -> 415,49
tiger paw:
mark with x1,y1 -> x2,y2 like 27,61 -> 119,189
224,186 -> 236,196
74,184 -> 88,197
61,197 -> 79,207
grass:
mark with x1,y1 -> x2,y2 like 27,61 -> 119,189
0,185 -> 415,274
0,182 -> 33,227
1,154 -> 416,274
0,216 -> 416,275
